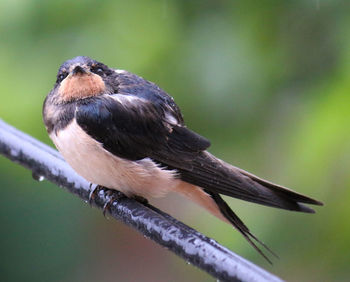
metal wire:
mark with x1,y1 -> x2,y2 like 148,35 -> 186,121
0,119 -> 283,282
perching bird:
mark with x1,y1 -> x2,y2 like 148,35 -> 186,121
43,56 -> 323,262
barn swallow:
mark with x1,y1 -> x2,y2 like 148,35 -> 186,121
43,56 -> 323,263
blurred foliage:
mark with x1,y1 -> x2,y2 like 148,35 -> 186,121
0,1 -> 349,281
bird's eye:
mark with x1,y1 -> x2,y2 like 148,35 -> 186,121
56,72 -> 68,83
91,66 -> 104,75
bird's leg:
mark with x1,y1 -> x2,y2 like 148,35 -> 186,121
102,190 -> 126,217
88,184 -> 104,205
89,184 -> 146,215
102,192 -> 148,217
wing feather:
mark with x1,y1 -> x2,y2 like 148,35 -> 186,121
76,94 -> 322,213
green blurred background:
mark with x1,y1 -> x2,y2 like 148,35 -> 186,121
1,1 -> 349,281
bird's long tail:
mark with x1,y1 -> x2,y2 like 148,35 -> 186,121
179,151 -> 323,213
174,151 -> 323,262
173,181 -> 277,263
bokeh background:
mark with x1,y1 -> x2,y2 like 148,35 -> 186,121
1,1 -> 349,281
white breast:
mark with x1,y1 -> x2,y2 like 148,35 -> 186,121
50,119 -> 179,198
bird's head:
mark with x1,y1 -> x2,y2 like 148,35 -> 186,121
53,56 -> 115,102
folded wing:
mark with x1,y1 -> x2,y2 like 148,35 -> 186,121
76,94 -> 322,213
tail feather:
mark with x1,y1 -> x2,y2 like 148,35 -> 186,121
178,151 -> 323,213
236,167 -> 323,206
173,152 -> 323,262
208,191 -> 277,264
174,182 -> 277,263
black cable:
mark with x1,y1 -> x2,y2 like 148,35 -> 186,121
0,119 -> 283,282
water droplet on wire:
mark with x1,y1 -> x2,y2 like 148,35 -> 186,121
32,171 -> 45,182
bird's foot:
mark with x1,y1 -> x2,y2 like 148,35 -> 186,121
88,184 -> 104,205
102,190 -> 126,217
88,184 -> 143,216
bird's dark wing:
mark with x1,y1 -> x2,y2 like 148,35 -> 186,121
75,94 -> 210,162
113,70 -> 185,125
76,94 -> 322,212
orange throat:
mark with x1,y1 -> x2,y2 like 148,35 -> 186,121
58,73 -> 106,101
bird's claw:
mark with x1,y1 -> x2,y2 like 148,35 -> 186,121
102,190 -> 126,217
88,184 -> 104,205
102,190 -> 115,217
88,184 -> 139,217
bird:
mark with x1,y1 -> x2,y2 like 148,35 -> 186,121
43,56 -> 323,263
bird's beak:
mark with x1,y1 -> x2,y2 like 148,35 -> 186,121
71,65 -> 89,76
